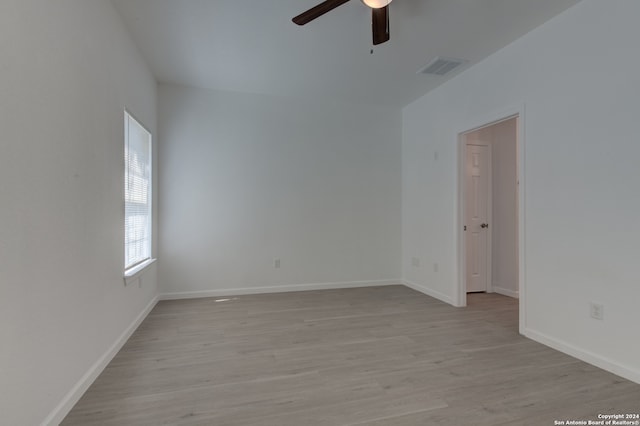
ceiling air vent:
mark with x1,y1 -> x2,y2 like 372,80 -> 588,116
418,57 -> 467,76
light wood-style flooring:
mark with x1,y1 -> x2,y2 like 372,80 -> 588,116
63,286 -> 640,425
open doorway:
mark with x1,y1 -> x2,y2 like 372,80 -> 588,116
456,108 -> 525,333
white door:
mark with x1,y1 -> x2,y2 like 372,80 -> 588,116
465,143 -> 491,293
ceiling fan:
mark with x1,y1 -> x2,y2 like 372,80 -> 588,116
292,0 -> 392,45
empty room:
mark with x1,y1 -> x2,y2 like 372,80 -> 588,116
2,0 -> 639,425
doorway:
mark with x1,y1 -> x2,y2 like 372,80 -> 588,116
456,109 -> 525,333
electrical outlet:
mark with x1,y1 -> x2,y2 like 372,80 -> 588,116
411,257 -> 420,267
433,262 -> 439,273
590,302 -> 604,320
274,258 -> 281,269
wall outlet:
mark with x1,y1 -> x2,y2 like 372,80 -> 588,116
590,302 -> 604,320
433,262 -> 439,273
411,257 -> 420,267
273,258 -> 281,269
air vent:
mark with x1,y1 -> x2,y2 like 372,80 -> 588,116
418,57 -> 467,76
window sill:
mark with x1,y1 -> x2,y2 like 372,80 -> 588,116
124,258 -> 156,286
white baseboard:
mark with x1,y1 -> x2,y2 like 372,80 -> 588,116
401,280 -> 453,305
523,327 -> 640,385
42,295 -> 159,426
492,286 -> 519,299
160,279 -> 402,301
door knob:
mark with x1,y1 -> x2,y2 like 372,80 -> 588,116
481,223 -> 489,229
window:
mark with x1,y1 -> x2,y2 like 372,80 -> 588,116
124,111 -> 152,273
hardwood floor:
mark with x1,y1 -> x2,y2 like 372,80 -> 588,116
62,286 -> 640,425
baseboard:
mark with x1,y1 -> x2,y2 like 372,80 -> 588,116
523,327 -> 640,385
42,295 -> 159,426
492,286 -> 519,299
401,280 -> 453,305
159,279 -> 402,300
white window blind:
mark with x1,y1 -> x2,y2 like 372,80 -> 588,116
124,112 -> 152,271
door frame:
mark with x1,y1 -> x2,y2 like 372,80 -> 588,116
455,104 -> 526,334
464,141 -> 492,294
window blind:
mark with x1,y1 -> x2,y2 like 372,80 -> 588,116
124,112 -> 152,271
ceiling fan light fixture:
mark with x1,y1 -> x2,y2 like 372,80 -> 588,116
361,0 -> 392,9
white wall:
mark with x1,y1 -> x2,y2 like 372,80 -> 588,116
0,1 -> 158,425
158,84 -> 401,296
490,118 -> 519,298
403,0 -> 640,382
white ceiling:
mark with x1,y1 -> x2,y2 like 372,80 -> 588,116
112,0 -> 580,107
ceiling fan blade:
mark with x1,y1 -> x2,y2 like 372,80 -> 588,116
371,5 -> 389,45
292,0 -> 352,25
